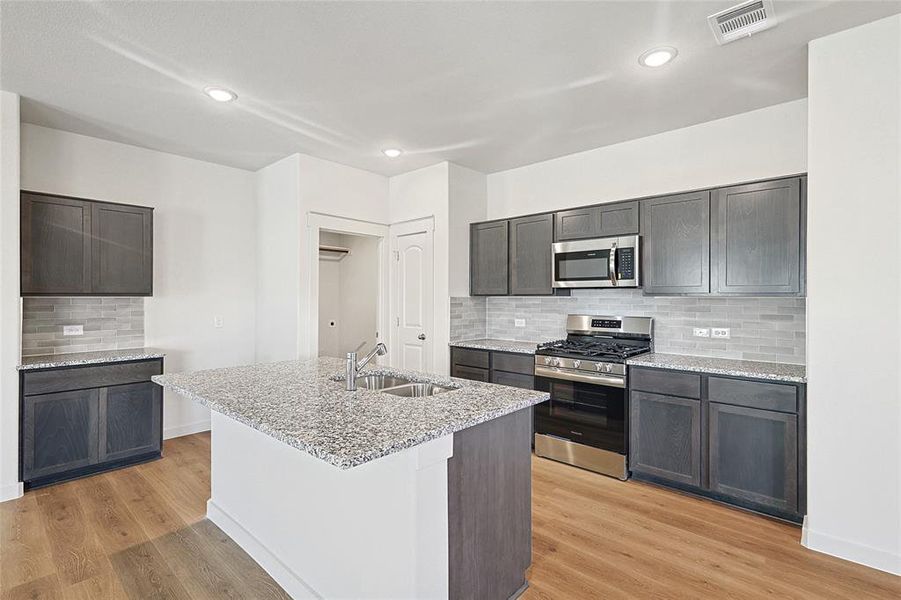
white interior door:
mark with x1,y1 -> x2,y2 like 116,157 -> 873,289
391,221 -> 434,372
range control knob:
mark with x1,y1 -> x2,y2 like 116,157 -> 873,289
572,360 -> 581,369
552,358 -> 562,367
604,364 -> 613,373
544,356 -> 553,365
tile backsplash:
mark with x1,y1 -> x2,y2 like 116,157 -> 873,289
22,297 -> 145,356
451,290 -> 806,365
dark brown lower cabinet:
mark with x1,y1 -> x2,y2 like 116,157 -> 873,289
629,366 -> 805,522
20,358 -> 163,489
708,402 -> 798,514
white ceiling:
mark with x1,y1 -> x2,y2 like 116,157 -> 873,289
2,1 -> 900,176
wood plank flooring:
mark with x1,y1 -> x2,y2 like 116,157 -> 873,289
1,432 -> 898,599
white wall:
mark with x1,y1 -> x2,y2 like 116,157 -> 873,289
255,154 -> 302,362
448,164 -> 487,297
486,99 -> 808,219
805,14 -> 901,575
256,153 -> 389,362
0,92 -> 22,501
20,125 -> 257,440
390,163 -> 451,374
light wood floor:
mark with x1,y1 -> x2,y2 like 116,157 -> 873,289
2,434 -> 898,599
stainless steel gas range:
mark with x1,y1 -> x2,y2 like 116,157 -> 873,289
533,314 -> 653,480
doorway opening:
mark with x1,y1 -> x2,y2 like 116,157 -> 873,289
317,230 -> 381,359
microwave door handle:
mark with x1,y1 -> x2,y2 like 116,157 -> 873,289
609,242 -> 618,287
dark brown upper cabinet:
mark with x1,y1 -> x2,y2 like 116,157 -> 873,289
711,177 -> 802,295
470,220 -> 509,296
640,191 -> 711,295
21,192 -> 153,296
509,213 -> 554,295
554,201 -> 639,241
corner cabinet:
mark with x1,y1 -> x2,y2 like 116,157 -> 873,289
712,177 -> 803,295
629,366 -> 806,522
21,191 -> 153,296
640,191 -> 711,295
470,221 -> 509,295
20,358 -> 163,489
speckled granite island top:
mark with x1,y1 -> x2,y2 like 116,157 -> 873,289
449,339 -> 543,354
18,348 -> 165,370
627,353 -> 806,383
152,357 -> 549,469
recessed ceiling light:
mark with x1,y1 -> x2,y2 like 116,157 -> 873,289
382,148 -> 403,158
638,47 -> 678,68
203,86 -> 237,102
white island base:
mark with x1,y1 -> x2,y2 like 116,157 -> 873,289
206,410 -> 532,599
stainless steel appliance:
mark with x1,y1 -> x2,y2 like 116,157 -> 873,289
552,234 -> 640,288
533,314 -> 652,479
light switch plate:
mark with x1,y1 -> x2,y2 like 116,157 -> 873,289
213,316 -> 224,328
693,328 -> 710,338
514,318 -> 526,327
62,325 -> 83,336
712,327 -> 731,339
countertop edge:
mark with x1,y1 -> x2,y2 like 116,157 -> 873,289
18,351 -> 167,371
449,339 -> 541,355
626,355 -> 807,384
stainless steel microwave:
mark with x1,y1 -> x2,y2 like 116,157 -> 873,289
552,235 -> 640,288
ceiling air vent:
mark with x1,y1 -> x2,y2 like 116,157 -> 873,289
708,0 -> 776,45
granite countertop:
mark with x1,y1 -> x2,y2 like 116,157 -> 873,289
152,357 -> 549,469
18,348 -> 166,371
627,353 -> 806,383
449,339 -> 544,355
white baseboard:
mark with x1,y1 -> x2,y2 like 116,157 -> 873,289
0,481 -> 23,503
803,522 -> 901,576
163,419 -> 211,440
207,500 -> 320,599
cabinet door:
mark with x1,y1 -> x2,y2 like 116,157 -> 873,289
641,191 -> 710,294
99,382 -> 162,462
630,391 -> 701,486
20,193 -> 92,295
92,202 -> 153,295
555,207 -> 599,241
471,221 -> 509,295
708,402 -> 798,513
712,178 -> 801,294
598,201 -> 639,236
452,364 -> 490,382
509,214 -> 554,295
22,389 -> 99,481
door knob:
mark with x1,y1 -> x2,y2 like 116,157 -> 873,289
418,333 -> 427,340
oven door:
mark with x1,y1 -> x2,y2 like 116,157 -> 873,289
533,371 -> 627,454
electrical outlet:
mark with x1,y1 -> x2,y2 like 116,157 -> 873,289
514,318 -> 526,327
62,325 -> 83,336
712,327 -> 731,339
693,328 -> 710,338
213,316 -> 224,328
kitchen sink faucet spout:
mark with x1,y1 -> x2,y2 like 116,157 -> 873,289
346,343 -> 387,391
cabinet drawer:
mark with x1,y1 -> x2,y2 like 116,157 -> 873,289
452,365 -> 490,382
708,377 -> 797,413
491,352 -> 534,375
491,370 -> 533,390
451,348 -> 489,369
630,367 -> 700,399
22,359 -> 163,396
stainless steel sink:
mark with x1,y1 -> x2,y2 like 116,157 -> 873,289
355,374 -> 413,390
381,382 -> 456,397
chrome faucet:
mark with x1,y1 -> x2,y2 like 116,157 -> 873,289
346,343 -> 387,391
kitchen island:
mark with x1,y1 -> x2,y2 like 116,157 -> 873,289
153,357 -> 548,600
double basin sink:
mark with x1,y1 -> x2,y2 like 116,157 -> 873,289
353,374 -> 457,397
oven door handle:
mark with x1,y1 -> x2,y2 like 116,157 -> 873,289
535,366 -> 626,388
